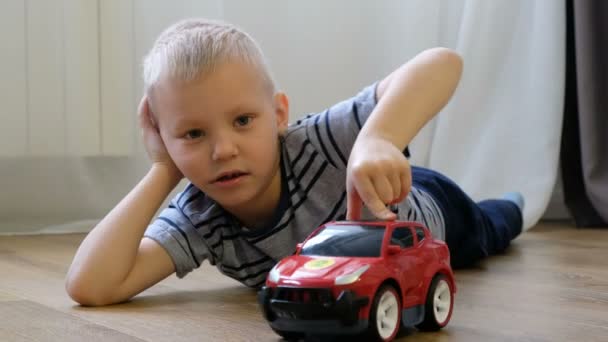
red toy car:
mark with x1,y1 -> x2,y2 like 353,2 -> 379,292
258,220 -> 456,341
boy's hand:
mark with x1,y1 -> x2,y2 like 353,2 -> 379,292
138,96 -> 183,181
346,136 -> 411,221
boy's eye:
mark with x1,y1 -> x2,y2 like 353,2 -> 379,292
185,129 -> 204,140
235,115 -> 253,127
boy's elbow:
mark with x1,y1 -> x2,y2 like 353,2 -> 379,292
65,275 -> 117,307
428,47 -> 463,78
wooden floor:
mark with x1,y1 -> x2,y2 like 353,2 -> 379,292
1,222 -> 607,342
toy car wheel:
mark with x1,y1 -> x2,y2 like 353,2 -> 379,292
367,285 -> 402,341
417,274 -> 454,331
271,327 -> 304,341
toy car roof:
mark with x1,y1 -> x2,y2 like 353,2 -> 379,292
325,220 -> 430,228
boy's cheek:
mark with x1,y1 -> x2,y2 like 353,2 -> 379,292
165,146 -> 190,167
170,150 -> 191,165
172,150 -> 206,172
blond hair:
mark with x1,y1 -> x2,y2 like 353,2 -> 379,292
143,18 -> 275,94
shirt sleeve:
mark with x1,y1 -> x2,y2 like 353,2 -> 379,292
143,190 -> 214,278
304,82 -> 410,169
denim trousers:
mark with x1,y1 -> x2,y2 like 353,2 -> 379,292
412,166 -> 523,268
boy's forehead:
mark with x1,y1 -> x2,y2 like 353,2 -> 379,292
165,61 -> 264,94
150,65 -> 272,121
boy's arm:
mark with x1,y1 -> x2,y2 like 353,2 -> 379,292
66,97 -> 183,306
373,47 -> 463,150
65,165 -> 179,306
347,47 -> 463,220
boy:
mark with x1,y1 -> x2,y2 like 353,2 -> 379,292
66,19 -> 523,306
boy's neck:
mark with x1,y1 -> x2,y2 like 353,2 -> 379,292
226,176 -> 281,230
224,157 -> 283,230
229,201 -> 278,230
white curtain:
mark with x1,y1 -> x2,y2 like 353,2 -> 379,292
405,0 -> 566,230
0,0 -> 565,234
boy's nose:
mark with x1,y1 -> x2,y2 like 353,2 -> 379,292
211,136 -> 238,161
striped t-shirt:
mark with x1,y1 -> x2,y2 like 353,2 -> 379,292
144,83 -> 445,288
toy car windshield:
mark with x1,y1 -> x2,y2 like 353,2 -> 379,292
300,224 -> 385,257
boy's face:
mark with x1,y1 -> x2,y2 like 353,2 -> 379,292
150,61 -> 289,213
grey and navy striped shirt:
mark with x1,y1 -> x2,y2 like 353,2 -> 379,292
144,83 -> 445,288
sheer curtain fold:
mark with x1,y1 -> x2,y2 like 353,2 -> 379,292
411,0 -> 565,230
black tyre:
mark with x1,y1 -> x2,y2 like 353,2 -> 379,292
367,285 -> 402,341
416,274 -> 454,331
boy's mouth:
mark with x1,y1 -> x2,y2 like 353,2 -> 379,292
213,171 -> 248,183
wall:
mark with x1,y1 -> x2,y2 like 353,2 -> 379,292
0,0 -> 570,233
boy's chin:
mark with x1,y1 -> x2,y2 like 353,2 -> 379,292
209,191 -> 258,208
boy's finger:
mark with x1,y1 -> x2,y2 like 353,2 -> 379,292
346,189 -> 362,221
367,198 -> 397,221
394,172 -> 409,203
137,96 -> 148,117
138,106 -> 150,130
372,176 -> 394,205
139,109 -> 155,132
399,169 -> 411,200
148,111 -> 159,131
138,104 -> 161,134
355,178 -> 396,221
388,172 -> 401,203
138,97 -> 151,126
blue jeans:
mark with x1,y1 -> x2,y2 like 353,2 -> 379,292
412,166 -> 523,268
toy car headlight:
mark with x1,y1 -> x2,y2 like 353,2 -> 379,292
268,265 -> 280,283
334,265 -> 370,285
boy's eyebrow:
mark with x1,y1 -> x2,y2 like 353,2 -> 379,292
226,108 -> 251,117
224,101 -> 254,116
168,100 -> 259,131
170,117 -> 205,131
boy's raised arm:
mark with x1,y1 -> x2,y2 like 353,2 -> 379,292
347,47 -> 463,220
65,98 -> 182,306
371,47 -> 463,149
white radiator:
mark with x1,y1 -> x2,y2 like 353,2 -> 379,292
0,0 -> 135,156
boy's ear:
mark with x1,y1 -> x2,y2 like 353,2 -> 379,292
274,92 -> 289,135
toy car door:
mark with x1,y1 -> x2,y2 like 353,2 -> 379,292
388,225 -> 423,307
